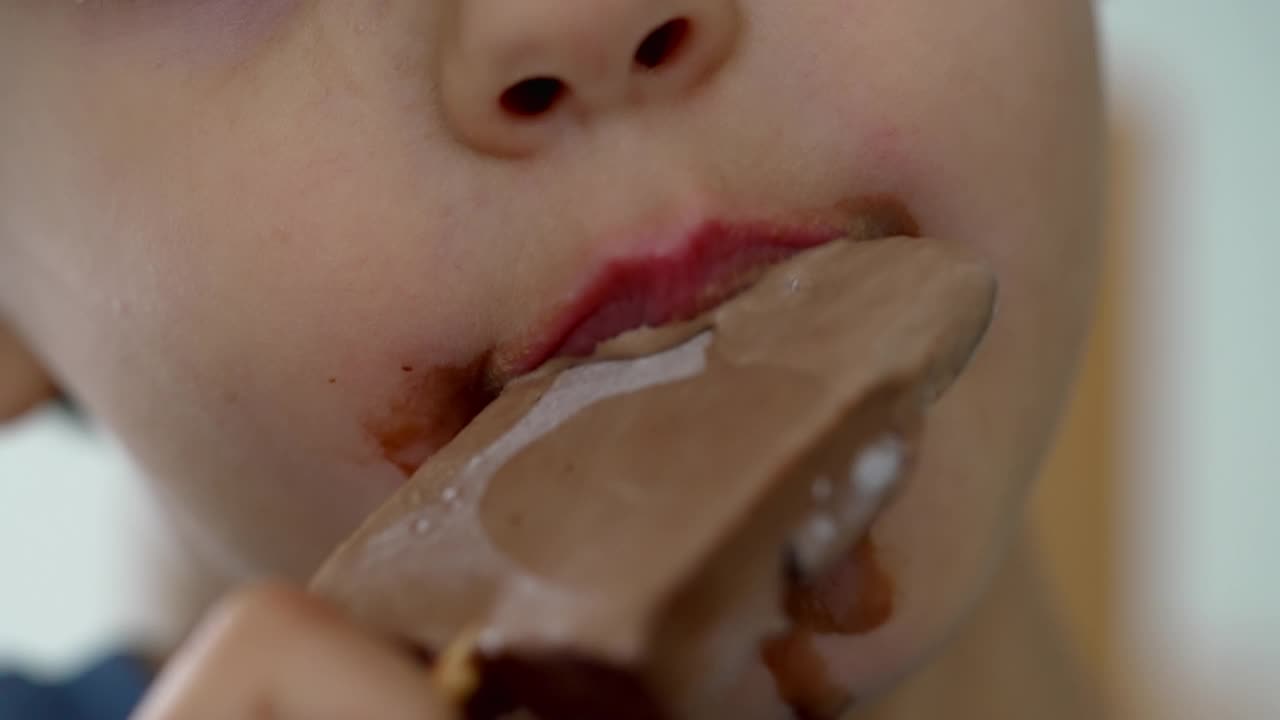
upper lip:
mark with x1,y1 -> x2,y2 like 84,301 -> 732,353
501,198 -> 921,380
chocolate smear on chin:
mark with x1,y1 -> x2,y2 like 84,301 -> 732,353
311,237 -> 997,719
763,536 -> 898,720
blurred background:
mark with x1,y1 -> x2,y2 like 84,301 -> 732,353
1034,2 -> 1280,712
2,3 -> 1277,718
1039,2 -> 1279,718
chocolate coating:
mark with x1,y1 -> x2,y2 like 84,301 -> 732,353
311,237 -> 997,719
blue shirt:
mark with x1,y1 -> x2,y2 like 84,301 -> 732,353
0,654 -> 151,720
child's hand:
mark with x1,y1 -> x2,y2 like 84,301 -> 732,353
132,582 -> 454,720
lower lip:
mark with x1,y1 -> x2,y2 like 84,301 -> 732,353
527,221 -> 845,369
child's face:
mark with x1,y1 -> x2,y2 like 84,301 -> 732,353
0,0 -> 1100,697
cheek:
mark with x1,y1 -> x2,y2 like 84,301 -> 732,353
143,234 -> 496,478
84,265 -> 502,578
69,0 -> 301,62
36,128 -> 500,578
12,15 -> 519,575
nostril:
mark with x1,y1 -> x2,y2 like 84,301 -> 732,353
499,76 -> 567,118
634,17 -> 691,71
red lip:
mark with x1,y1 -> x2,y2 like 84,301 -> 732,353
546,221 -> 842,361
504,197 -> 922,379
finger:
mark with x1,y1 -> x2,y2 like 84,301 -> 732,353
132,582 -> 455,720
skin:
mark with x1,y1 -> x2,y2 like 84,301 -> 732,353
0,0 -> 1103,717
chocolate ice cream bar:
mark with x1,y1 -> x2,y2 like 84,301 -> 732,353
311,237 -> 997,720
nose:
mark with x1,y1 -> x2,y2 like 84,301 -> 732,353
438,0 -> 741,157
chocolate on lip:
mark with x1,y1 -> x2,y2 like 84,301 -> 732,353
536,221 -> 843,363
504,196 -> 922,381
312,236 -> 996,719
